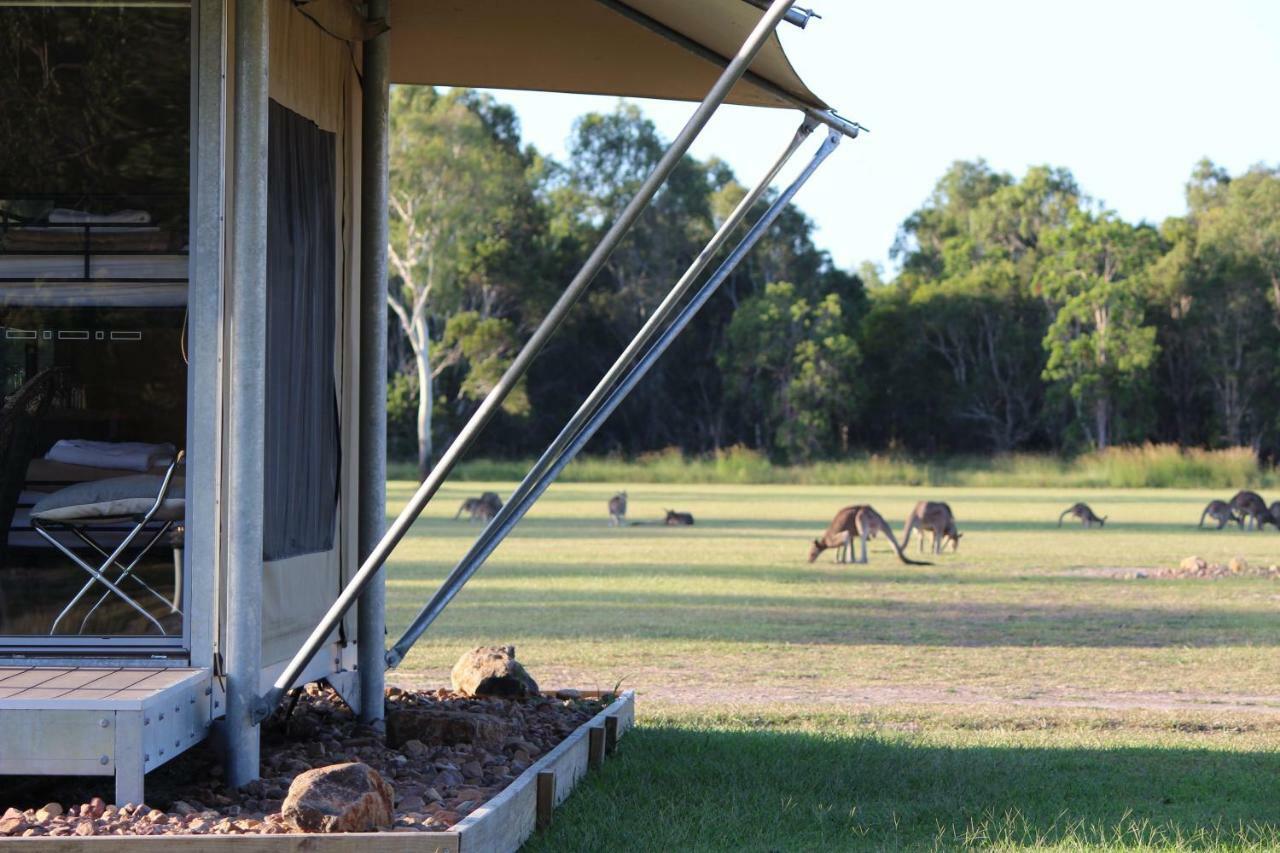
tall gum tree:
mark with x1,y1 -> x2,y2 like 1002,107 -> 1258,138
387,87 -> 530,478
1036,211 -> 1161,449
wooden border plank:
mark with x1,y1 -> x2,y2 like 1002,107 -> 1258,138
454,691 -> 634,853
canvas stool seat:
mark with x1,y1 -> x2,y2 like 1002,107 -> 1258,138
30,457 -> 185,636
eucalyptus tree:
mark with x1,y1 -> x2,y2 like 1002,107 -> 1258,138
1036,211 -> 1161,449
387,87 -> 532,477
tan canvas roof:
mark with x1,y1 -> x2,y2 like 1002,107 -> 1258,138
387,0 -> 828,110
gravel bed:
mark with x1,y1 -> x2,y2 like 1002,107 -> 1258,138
0,684 -> 603,837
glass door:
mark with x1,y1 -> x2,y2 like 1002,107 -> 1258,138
0,2 -> 191,647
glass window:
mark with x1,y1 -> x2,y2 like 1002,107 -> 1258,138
0,3 -> 190,642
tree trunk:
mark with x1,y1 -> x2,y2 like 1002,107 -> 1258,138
1094,395 -> 1110,450
413,316 -> 433,481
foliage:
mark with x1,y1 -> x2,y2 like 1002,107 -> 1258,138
720,282 -> 861,461
1036,211 -> 1162,449
384,89 -> 1280,465
390,443 -> 1280,490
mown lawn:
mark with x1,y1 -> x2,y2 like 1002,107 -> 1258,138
383,482 -> 1280,850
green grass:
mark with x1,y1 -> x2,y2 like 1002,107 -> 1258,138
389,444 -> 1278,490
526,712 -> 1280,852
383,481 -> 1280,850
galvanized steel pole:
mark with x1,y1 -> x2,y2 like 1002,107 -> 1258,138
387,129 -> 843,666
258,0 -> 800,715
356,0 -> 390,725
387,118 -> 822,666
225,0 -> 269,788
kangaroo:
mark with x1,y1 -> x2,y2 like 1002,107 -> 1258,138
663,509 -> 694,526
1058,502 -> 1107,528
809,505 -> 930,566
901,501 -> 962,554
1199,500 -> 1242,529
608,491 -> 628,526
1230,490 -> 1272,530
457,491 -> 502,522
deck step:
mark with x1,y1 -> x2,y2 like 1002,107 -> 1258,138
0,666 -> 213,805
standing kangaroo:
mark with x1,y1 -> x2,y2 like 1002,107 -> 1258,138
608,491 -> 628,526
901,501 -> 962,554
1058,502 -> 1107,528
1230,490 -> 1275,530
1199,500 -> 1242,529
809,505 -> 929,565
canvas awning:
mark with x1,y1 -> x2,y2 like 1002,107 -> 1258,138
386,0 -> 829,110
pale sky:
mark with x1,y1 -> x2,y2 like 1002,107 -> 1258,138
481,0 -> 1280,276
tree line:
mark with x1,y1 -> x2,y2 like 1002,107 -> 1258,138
386,87 -> 1280,474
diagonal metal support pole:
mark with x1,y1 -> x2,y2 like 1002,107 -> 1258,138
256,0 -> 801,719
386,128 -> 844,668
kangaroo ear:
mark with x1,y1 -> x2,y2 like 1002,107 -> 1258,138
813,538 -> 822,547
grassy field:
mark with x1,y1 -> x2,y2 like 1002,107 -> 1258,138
383,481 -> 1280,850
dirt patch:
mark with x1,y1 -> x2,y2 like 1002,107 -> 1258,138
1065,564 -> 1280,580
0,684 -> 604,838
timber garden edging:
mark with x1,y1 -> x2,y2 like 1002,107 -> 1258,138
1,690 -> 637,852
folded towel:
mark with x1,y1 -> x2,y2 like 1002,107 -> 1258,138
47,208 -> 151,225
45,440 -> 175,473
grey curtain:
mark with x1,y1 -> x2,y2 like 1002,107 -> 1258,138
263,100 -> 339,562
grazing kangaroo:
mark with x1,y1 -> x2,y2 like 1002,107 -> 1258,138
809,505 -> 929,565
1199,500 -> 1242,529
901,501 -> 962,554
456,491 -> 503,522
1058,502 -> 1107,528
608,491 -> 628,526
663,509 -> 694,526
1229,490 -> 1274,530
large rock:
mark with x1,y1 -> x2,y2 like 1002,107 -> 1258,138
450,645 -> 539,699
281,762 -> 393,833
386,707 -> 510,750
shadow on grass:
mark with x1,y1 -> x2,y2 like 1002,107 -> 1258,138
524,724 -> 1280,852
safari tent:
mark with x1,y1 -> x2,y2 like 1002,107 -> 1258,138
0,0 -> 856,804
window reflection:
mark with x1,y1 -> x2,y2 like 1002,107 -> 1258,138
0,3 -> 190,641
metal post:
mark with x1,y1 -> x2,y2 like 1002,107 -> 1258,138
387,129 -> 843,665
256,0 -> 799,716
225,0 -> 269,788
386,118 -> 822,665
356,0 -> 390,725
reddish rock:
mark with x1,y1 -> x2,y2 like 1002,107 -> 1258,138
386,708 -> 510,750
450,646 -> 539,699
281,762 -> 394,833
0,815 -> 29,836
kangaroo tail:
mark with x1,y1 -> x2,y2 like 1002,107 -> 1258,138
884,527 -> 932,566
1198,504 -> 1210,528
1058,507 -> 1072,527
